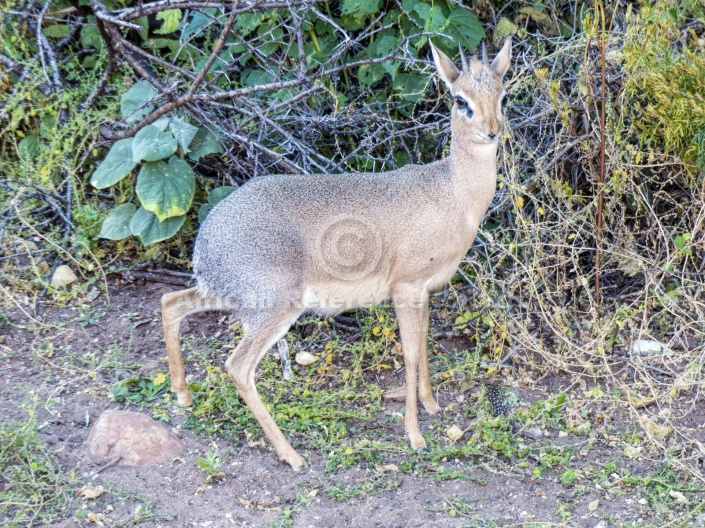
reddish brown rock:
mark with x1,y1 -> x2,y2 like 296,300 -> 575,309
86,410 -> 182,467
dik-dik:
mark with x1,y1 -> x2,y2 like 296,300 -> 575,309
162,40 -> 511,471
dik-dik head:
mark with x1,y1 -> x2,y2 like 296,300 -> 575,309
431,40 -> 511,146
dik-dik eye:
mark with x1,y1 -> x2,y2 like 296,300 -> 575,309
500,94 -> 509,111
454,96 -> 474,117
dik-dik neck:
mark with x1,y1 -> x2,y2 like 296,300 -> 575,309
448,140 -> 499,221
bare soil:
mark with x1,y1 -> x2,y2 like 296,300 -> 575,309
0,279 -> 686,527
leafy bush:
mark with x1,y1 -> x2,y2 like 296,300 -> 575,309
93,83 -> 225,245
83,0 -> 487,246
623,3 -> 705,178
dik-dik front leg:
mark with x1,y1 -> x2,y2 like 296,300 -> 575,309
417,296 -> 441,415
393,284 -> 431,450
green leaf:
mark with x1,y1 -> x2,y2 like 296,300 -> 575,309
18,135 -> 39,163
80,22 -> 103,50
257,25 -> 283,55
242,69 -> 276,87
495,17 -> 518,39
358,63 -> 386,87
199,186 -> 235,222
121,81 -> 158,124
198,204 -> 214,223
369,33 -> 398,58
410,4 -> 447,50
155,9 -> 182,35
99,203 -> 137,240
151,115 -> 171,131
91,139 -> 137,189
136,156 -> 195,221
40,113 -> 56,139
132,125 -> 178,162
393,73 -> 427,102
43,24 -> 70,38
181,8 -> 218,40
207,186 -> 235,205
187,128 -> 223,161
236,12 -> 265,36
340,14 -> 367,31
414,3 -> 446,32
135,16 -> 149,42
169,116 -> 199,153
341,0 -> 381,16
448,7 -> 485,50
130,207 -> 185,246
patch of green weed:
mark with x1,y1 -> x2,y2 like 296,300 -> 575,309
0,408 -> 77,526
326,474 -> 400,502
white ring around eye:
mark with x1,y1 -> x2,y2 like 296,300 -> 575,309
454,90 -> 476,115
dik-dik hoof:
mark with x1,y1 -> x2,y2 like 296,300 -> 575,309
422,398 -> 442,415
281,451 -> 306,472
175,391 -> 193,407
409,433 -> 427,451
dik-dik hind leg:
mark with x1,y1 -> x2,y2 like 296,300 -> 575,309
393,284 -> 428,450
225,309 -> 305,471
162,287 -> 234,406
417,297 -> 441,415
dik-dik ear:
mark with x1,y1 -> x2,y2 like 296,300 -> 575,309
490,39 -> 512,79
430,41 -> 460,89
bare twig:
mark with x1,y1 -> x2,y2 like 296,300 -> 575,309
188,0 -> 240,96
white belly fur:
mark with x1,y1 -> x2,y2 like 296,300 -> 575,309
426,257 -> 463,292
303,255 -> 461,315
303,276 -> 391,315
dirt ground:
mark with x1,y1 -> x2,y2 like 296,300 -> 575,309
1,278 -> 696,527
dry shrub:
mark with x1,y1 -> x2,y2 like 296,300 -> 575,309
463,5 -> 704,482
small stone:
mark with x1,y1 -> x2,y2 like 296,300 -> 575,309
446,424 -> 463,442
294,351 -> 317,366
138,361 -> 161,377
383,387 -> 406,401
85,288 -> 100,302
640,416 -> 672,438
50,265 -> 77,288
624,445 -> 641,458
630,339 -> 664,356
457,293 -> 469,308
520,427 -> 544,440
86,410 -> 182,467
668,489 -> 688,504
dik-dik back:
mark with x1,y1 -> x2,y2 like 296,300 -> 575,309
162,39 -> 512,471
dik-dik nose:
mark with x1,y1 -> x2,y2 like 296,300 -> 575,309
486,119 -> 501,140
